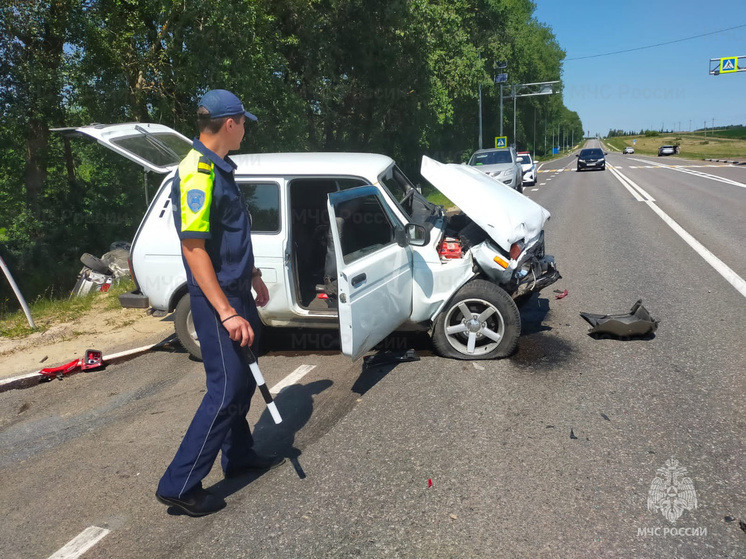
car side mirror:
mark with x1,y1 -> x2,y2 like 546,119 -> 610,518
405,223 -> 429,247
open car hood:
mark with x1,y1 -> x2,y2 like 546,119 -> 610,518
421,156 -> 550,252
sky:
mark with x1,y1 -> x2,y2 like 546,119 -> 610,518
532,0 -> 745,136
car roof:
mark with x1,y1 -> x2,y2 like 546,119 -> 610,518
231,152 -> 395,177
472,147 -> 512,153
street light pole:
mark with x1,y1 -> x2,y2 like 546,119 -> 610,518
478,83 -> 483,149
544,112 -> 547,156
499,84 -> 503,137
506,81 -> 560,151
512,86 -> 517,148
533,107 -> 536,158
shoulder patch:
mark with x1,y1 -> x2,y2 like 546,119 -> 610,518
198,155 -> 212,174
186,189 -> 206,212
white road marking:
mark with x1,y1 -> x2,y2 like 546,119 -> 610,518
47,526 -> 110,559
608,167 -> 746,298
539,182 -> 546,186
629,157 -> 746,189
531,188 -> 539,191
607,165 -> 652,202
269,364 -> 317,394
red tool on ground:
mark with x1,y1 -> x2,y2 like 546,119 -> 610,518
38,349 -> 103,380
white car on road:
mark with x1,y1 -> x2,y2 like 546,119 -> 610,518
517,151 -> 536,186
58,123 -> 560,361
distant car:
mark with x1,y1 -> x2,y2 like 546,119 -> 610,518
658,145 -> 676,156
516,151 -> 536,186
623,147 -> 634,154
468,147 -> 524,192
576,148 -> 607,171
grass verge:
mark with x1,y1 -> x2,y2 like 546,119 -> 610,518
0,278 -> 135,338
604,132 -> 746,160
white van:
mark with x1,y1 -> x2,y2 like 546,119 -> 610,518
61,123 -> 560,361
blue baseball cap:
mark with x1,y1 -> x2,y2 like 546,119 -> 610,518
198,89 -> 258,121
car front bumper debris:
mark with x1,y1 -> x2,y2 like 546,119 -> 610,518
513,255 -> 561,298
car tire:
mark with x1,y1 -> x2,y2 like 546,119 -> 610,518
80,253 -> 113,275
174,294 -> 203,361
432,279 -> 520,360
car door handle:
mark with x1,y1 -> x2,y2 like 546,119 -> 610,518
351,273 -> 366,287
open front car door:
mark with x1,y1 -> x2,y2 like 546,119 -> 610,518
327,186 -> 414,361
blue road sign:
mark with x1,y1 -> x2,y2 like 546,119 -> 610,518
720,57 -> 737,73
495,136 -> 507,148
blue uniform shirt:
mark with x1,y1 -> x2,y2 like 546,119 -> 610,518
171,139 -> 254,296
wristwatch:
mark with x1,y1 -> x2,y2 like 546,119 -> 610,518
252,268 -> 262,278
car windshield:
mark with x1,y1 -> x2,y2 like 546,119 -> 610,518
377,164 -> 437,225
580,149 -> 604,157
469,150 -> 513,165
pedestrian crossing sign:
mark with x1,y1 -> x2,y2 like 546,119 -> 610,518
720,57 -> 737,73
495,136 -> 507,148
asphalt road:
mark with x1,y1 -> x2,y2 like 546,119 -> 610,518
1,143 -> 745,558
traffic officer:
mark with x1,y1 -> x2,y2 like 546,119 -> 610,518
156,89 -> 284,517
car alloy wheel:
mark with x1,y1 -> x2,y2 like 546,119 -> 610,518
432,280 -> 520,360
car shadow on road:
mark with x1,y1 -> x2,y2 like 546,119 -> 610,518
518,294 -> 553,335
513,295 -> 575,372
207,379 -> 333,499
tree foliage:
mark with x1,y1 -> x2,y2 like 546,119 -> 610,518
1,0 -> 582,311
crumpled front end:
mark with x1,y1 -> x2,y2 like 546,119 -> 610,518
472,231 -> 560,298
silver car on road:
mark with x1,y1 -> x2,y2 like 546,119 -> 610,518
468,147 -> 524,192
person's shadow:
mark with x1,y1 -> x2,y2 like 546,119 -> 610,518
209,379 -> 332,499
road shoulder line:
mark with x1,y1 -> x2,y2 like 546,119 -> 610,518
270,364 -> 317,394
47,526 -> 110,559
608,166 -> 746,298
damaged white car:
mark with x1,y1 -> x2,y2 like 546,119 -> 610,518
57,123 -> 560,360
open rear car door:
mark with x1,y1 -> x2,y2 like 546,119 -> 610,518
327,186 -> 414,360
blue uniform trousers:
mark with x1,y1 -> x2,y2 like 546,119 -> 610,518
157,292 -> 261,498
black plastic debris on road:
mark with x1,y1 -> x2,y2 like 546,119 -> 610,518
580,299 -> 659,339
363,349 -> 420,368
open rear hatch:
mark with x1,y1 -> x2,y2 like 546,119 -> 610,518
51,122 -> 192,174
